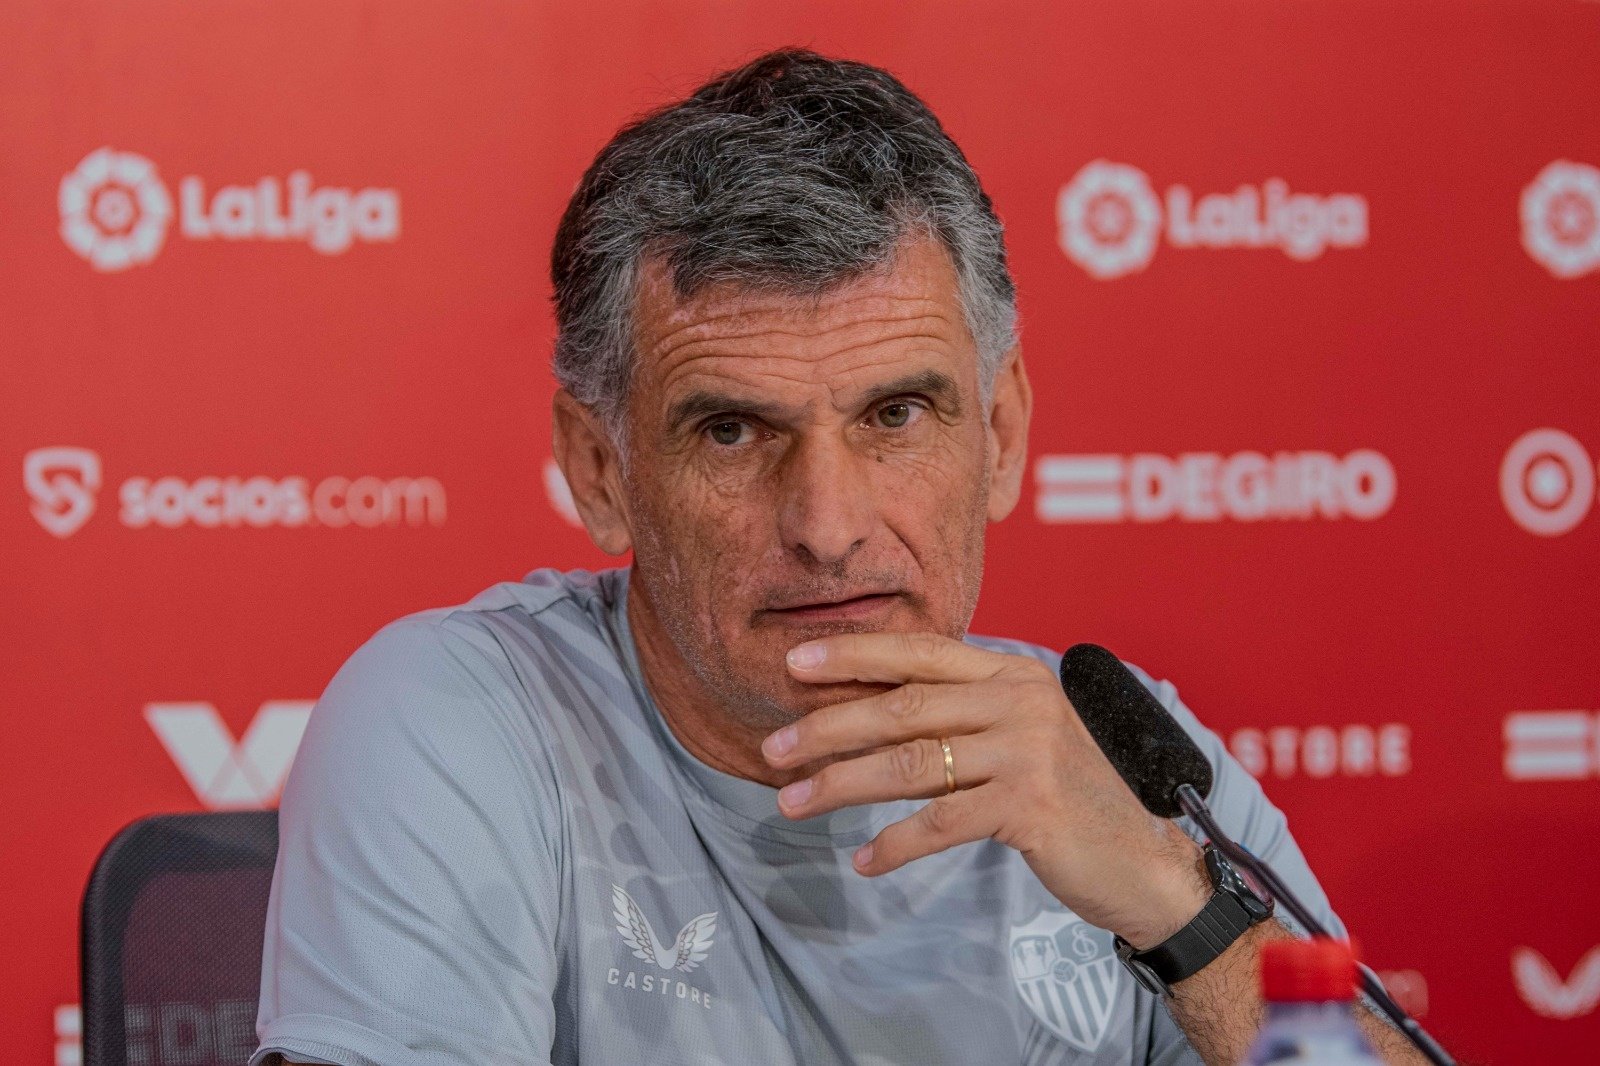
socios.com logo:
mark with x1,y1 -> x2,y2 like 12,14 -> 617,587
58,149 -> 174,272
1057,160 -> 1368,280
1500,429 -> 1596,536
23,446 -> 447,536
58,147 -> 400,271
1521,161 -> 1600,279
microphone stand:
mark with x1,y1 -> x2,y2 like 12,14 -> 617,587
1175,784 -> 1456,1066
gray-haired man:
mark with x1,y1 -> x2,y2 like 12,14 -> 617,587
255,49 -> 1420,1065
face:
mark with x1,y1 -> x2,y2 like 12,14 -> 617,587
555,237 -> 1031,729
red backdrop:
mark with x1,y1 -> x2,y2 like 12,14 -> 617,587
4,2 -> 1598,1062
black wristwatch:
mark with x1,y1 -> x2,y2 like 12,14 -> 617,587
1114,844 -> 1274,996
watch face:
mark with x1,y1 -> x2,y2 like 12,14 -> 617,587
1207,845 -> 1275,919
1235,863 -> 1274,909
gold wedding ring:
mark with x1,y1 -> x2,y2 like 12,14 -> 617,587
940,736 -> 957,794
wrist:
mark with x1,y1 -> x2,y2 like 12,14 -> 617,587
1118,836 -> 1210,951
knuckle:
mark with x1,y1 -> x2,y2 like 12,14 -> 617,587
909,630 -> 945,664
885,684 -> 924,722
920,795 -> 962,837
891,739 -> 933,785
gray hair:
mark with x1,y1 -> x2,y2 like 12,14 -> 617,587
550,48 -> 1018,438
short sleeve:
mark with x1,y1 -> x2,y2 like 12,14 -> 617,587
1130,665 -> 1346,1066
252,618 -> 566,1066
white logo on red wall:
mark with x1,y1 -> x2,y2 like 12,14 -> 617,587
1057,160 -> 1368,279
1500,429 -> 1596,536
1504,711 -> 1600,780
59,147 -> 400,271
1374,970 -> 1429,1019
1521,161 -> 1600,279
1229,724 -> 1412,779
1056,161 -> 1162,279
544,458 -> 584,528
23,447 -> 447,535
58,148 -> 174,272
1034,450 -> 1396,524
23,446 -> 101,538
1513,945 -> 1600,1020
146,701 -> 312,809
55,1004 -> 79,1066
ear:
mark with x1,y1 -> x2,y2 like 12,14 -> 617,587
551,389 -> 633,555
985,346 -> 1032,522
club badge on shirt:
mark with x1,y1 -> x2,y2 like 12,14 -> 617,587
1009,906 -> 1122,1053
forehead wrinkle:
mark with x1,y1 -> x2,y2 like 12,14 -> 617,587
656,325 -> 966,419
643,295 -> 964,371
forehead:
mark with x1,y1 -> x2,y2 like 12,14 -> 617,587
629,238 -> 977,404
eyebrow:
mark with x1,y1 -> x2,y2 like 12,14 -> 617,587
664,368 -> 964,433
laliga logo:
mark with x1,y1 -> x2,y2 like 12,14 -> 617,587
58,149 -> 174,272
1521,160 -> 1600,279
59,146 -> 400,271
1500,428 -> 1596,536
1057,160 -> 1368,279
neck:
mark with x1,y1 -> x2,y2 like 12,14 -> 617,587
626,577 -> 802,789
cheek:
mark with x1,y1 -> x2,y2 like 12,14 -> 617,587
635,463 -> 775,584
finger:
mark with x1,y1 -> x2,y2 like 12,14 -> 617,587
853,785 -> 1002,876
785,630 -> 1016,685
777,734 -> 1001,819
763,680 -> 1007,768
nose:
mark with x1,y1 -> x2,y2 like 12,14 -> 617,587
775,433 -> 877,566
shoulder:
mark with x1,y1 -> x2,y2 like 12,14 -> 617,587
337,566 -> 626,707
294,567 -> 627,787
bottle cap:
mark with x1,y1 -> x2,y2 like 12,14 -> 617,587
1260,937 -> 1358,1002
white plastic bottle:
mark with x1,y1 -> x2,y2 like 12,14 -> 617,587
1241,938 -> 1384,1065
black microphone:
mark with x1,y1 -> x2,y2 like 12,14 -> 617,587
1057,642 -> 1456,1066
1059,642 -> 1212,817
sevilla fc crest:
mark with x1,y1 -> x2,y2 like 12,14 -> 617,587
1009,907 -> 1122,1052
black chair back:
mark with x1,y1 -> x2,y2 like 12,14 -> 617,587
81,811 -> 279,1066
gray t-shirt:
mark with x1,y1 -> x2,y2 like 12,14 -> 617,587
254,567 -> 1342,1066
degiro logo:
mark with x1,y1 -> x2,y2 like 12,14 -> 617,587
59,146 -> 400,272
1035,450 -> 1396,524
1058,160 -> 1369,279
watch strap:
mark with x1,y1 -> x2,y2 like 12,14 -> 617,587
1126,890 -> 1253,987
1114,847 -> 1271,995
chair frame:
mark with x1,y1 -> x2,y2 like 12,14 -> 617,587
80,810 -> 279,1066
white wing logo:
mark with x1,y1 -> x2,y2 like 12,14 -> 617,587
1512,945 -> 1600,1020
611,884 -> 717,974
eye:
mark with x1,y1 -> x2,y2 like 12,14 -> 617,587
872,401 -> 923,430
706,420 -> 753,446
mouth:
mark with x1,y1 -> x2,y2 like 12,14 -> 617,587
760,591 -> 901,623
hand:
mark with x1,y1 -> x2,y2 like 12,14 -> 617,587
761,632 -> 1210,949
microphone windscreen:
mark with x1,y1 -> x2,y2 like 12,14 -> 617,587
1059,643 -> 1214,818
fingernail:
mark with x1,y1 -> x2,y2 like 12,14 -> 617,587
763,726 -> 797,758
787,643 -> 826,670
778,778 -> 813,809
853,843 -> 873,870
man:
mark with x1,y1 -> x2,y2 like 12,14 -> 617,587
256,49 -> 1419,1065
